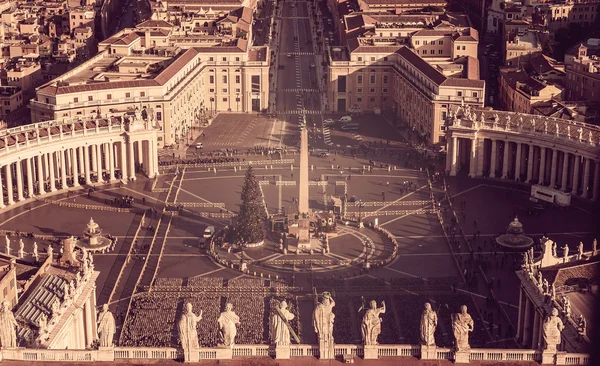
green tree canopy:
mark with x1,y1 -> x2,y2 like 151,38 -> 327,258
235,166 -> 265,243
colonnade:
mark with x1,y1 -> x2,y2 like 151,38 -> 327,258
446,136 -> 600,201
0,138 -> 158,209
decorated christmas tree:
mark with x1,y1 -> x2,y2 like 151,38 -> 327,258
235,166 -> 265,243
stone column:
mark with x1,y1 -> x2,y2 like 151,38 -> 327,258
152,138 -> 159,177
37,155 -> 45,194
48,152 -> 56,192
107,143 -> 115,181
572,155 -> 580,195
549,148 -> 558,188
147,140 -> 156,178
561,152 -> 569,192
490,139 -> 497,178
26,158 -> 34,197
72,148 -> 80,187
96,144 -> 103,181
0,168 -> 5,208
91,144 -> 98,179
450,136 -> 458,176
476,138 -> 484,176
84,146 -> 91,184
60,149 -> 67,189
445,137 -> 453,173
592,161 -> 600,201
142,141 -> 150,176
469,138 -> 477,178
128,139 -> 136,181
538,147 -> 546,185
523,297 -> 532,346
5,164 -> 14,205
515,143 -> 522,181
501,141 -> 510,179
582,158 -> 591,198
15,160 -> 24,201
120,142 -> 127,181
526,144 -> 534,183
531,312 -> 541,349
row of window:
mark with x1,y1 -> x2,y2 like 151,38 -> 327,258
209,88 -> 242,93
414,40 -> 444,45
209,75 -> 242,84
355,74 -> 390,84
72,91 -> 146,104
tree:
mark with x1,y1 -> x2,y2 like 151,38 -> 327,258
235,166 -> 265,243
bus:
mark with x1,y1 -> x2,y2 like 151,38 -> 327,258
530,185 -> 571,206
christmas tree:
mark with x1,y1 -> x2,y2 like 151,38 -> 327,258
236,166 -> 265,243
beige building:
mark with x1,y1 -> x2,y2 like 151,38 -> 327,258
0,85 -> 24,120
328,45 -> 485,145
505,31 -> 542,67
31,19 -> 269,147
499,69 -> 563,115
565,55 -> 600,103
0,255 -> 18,309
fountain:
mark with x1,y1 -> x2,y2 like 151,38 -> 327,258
495,217 -> 534,251
75,218 -> 113,253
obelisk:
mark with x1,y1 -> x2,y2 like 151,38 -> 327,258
299,123 -> 309,215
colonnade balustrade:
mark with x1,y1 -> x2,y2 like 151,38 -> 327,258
0,115 -> 159,209
445,108 -> 600,201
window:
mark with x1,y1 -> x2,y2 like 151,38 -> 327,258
251,75 -> 260,93
222,88 -> 228,93
383,75 -> 389,84
415,40 -> 420,45
423,40 -> 428,45
209,57 -> 214,61
370,57 -> 375,61
209,75 -> 215,84
107,94 -> 112,100
383,57 -> 388,61
235,88 -> 241,93
369,97 -> 375,102
357,97 -> 362,102
223,97 -> 228,102
438,40 -> 443,45
430,50 -> 435,54
472,92 -> 478,97
357,75 -> 363,84
462,46 -> 466,50
126,92 -> 131,98
337,75 -> 346,92
222,75 -> 228,83
156,112 -> 162,120
235,57 -> 240,61
88,96 -> 93,101
382,88 -> 388,93
74,97 -> 79,103
438,50 -> 443,54
457,46 -> 460,50
140,92 -> 146,97
357,88 -> 363,93
370,75 -> 376,84
457,91 -> 463,97
369,88 -> 375,93
222,57 -> 227,61
236,75 -> 241,83
358,57 -> 363,61
209,88 -> 215,93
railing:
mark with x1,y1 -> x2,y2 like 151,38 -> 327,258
565,353 -> 590,365
469,349 -> 542,362
21,349 -> 95,361
114,347 -> 180,359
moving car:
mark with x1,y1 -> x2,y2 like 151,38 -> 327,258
203,226 -> 215,239
339,116 -> 352,123
323,118 -> 335,126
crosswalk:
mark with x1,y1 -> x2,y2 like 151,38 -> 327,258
353,133 -> 364,142
283,88 -> 319,93
323,126 -> 332,145
288,52 -> 315,56
279,110 -> 321,115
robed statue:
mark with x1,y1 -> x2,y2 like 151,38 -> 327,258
313,293 -> 335,343
178,302 -> 202,351
270,300 -> 296,345
0,301 -> 18,348
360,299 -> 386,345
451,305 -> 474,351
97,303 -> 116,347
420,302 -> 438,346
218,302 -> 239,347
542,308 -> 564,352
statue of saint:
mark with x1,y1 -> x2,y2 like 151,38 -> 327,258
451,305 -> 474,351
218,302 -> 239,348
360,300 -> 386,345
505,115 -> 511,130
5,235 -> 10,255
33,242 -> 38,260
420,302 -> 438,346
578,127 -> 583,141
562,244 -> 569,260
542,308 -> 564,351
51,299 -> 60,317
178,302 -> 202,351
270,300 -> 295,346
493,114 -> 500,128
47,245 -> 53,260
577,242 -> 584,260
97,304 -> 116,347
544,120 -> 548,134
552,242 -> 557,257
0,301 -> 18,348
593,239 -> 597,256
134,107 -> 143,123
313,293 -> 335,343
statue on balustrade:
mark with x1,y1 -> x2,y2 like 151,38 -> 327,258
505,115 -> 511,130
451,305 -> 474,352
578,127 -> 583,141
593,239 -> 597,256
218,302 -> 239,348
542,307 -> 564,352
479,112 -> 486,127
544,120 -> 548,134
360,299 -> 386,345
0,301 -> 18,348
313,292 -> 335,344
552,242 -> 557,257
577,242 -> 584,260
562,244 -> 569,261
5,235 -> 10,255
420,302 -> 438,346
493,114 -> 500,128
178,302 -> 202,351
270,300 -> 296,346
97,303 -> 116,347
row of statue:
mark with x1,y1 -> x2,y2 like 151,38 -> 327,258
178,302 -> 240,351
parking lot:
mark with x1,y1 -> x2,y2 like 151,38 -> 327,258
320,112 -> 407,148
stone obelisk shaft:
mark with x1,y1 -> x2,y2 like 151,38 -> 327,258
299,126 -> 309,214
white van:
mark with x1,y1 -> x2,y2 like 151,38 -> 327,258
339,116 -> 352,123
203,226 -> 215,238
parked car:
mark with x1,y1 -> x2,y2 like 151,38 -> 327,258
341,122 -> 359,131
203,226 -> 215,239
323,119 -> 335,126
339,115 -> 352,123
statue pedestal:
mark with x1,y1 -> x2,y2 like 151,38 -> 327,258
183,348 -> 199,363
363,345 -> 378,359
555,351 -> 567,365
215,347 -> 233,359
319,340 -> 334,360
454,350 -> 470,363
97,346 -> 115,362
541,351 -> 556,365
420,344 -> 437,360
275,344 -> 290,359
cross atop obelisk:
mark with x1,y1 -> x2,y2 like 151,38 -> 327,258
298,120 -> 309,215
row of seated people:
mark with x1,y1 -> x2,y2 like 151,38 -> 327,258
187,277 -> 224,288
227,278 -> 265,288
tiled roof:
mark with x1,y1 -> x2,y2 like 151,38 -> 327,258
441,77 -> 485,88
103,32 -> 141,46
38,79 -> 159,96
136,20 -> 173,28
155,48 -> 199,85
363,0 -> 445,4
396,46 -> 446,85
248,47 -> 267,62
412,29 -> 452,37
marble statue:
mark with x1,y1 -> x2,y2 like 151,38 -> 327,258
588,131 -> 593,145
505,115 -> 511,130
578,127 -> 583,141
562,244 -> 569,260
313,293 -> 335,343
47,245 -> 53,260
18,239 -> 24,258
577,242 -> 584,260
420,302 -> 438,346
517,116 -> 523,131
493,114 -> 500,128
479,112 -> 486,126
593,239 -> 597,256
451,305 -> 474,351
551,284 -> 556,300
537,271 -> 543,286
0,301 -> 18,348
360,300 -> 386,345
542,308 -> 564,352
178,302 -> 202,351
33,242 -> 38,261
97,304 -> 116,347
51,299 -> 60,317
270,300 -> 295,346
134,107 -> 143,123
552,242 -> 557,257
63,282 -> 70,300
577,315 -> 587,336
218,302 -> 239,347
567,125 -> 571,138
544,120 -> 548,134
5,235 -> 10,255
555,123 -> 559,137
542,278 -> 549,294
